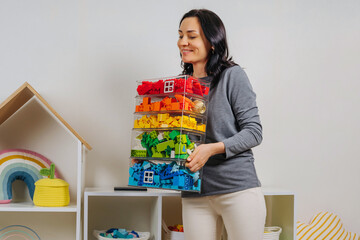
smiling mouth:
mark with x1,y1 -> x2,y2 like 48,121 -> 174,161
182,49 -> 193,54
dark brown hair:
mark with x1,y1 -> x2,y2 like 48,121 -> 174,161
180,9 -> 236,86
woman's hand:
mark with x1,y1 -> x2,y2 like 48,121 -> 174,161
185,142 -> 225,172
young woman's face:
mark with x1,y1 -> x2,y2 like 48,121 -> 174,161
178,17 -> 212,67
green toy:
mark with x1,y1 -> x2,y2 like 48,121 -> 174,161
132,130 -> 195,160
40,163 -> 56,179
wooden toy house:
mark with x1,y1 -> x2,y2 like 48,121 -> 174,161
0,82 -> 91,240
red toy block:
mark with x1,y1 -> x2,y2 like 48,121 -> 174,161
185,79 -> 193,93
175,78 -> 185,93
136,86 -> 145,95
138,77 -> 208,96
137,81 -> 153,95
154,80 -> 164,94
201,85 -> 209,95
192,80 -> 203,96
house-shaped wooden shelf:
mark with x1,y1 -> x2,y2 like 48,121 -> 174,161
0,82 -> 91,240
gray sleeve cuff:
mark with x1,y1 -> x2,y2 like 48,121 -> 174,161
223,138 -> 236,159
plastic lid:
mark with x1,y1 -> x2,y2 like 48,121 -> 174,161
35,178 -> 69,187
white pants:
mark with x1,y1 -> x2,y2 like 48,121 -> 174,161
182,187 -> 266,240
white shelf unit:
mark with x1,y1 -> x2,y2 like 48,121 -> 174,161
84,188 -> 296,240
0,83 -> 91,240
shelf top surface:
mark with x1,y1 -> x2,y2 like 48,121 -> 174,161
84,187 -> 295,197
85,187 -> 180,197
0,201 -> 78,212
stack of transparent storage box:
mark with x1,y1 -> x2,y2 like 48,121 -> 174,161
128,75 -> 210,192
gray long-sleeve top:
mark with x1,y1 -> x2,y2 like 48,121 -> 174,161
182,65 -> 262,197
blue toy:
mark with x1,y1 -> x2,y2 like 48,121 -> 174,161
99,228 -> 140,239
128,160 -> 201,191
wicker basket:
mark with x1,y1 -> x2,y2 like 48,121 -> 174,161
264,226 -> 282,240
162,221 -> 184,240
93,229 -> 150,240
33,178 -> 70,207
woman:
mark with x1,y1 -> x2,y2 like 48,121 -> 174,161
178,9 -> 266,240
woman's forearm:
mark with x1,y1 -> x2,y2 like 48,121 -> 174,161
209,142 -> 225,156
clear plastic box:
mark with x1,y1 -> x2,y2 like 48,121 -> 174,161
136,75 -> 210,97
130,129 -> 204,160
134,95 -> 207,116
128,159 -> 201,192
133,113 -> 206,132
129,75 -> 210,192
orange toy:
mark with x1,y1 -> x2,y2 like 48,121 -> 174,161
135,95 -> 198,112
168,224 -> 184,232
174,94 -> 195,108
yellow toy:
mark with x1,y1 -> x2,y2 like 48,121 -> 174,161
297,212 -> 359,240
33,164 -> 70,207
134,114 -> 206,132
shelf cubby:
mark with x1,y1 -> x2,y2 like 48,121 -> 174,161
84,188 -> 296,240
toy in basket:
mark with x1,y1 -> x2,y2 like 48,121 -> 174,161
93,228 -> 150,240
33,163 -> 70,207
162,220 -> 184,240
264,226 -> 282,240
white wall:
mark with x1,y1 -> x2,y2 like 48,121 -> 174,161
1,0 -> 359,233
